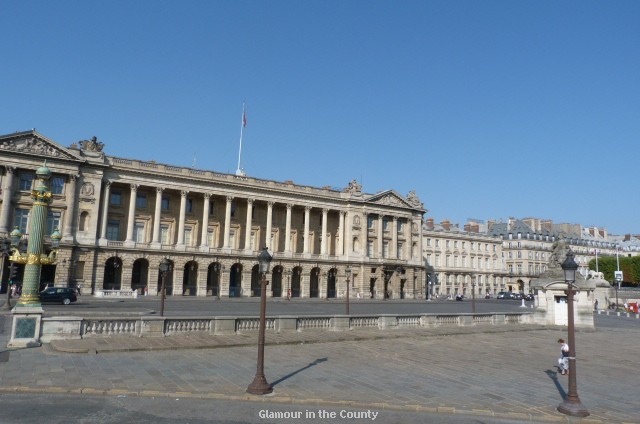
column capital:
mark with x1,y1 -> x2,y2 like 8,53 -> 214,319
103,179 -> 112,187
5,166 -> 16,174
181,190 -> 189,197
69,174 -> 79,182
286,203 -> 293,210
247,198 -> 255,205
226,195 -> 234,202
130,183 -> 139,192
203,193 -> 211,200
322,208 -> 328,214
340,210 -> 347,216
305,205 -> 312,212
392,216 -> 398,222
156,187 -> 164,194
267,201 -> 274,208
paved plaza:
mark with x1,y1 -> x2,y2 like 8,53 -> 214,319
0,309 -> 639,423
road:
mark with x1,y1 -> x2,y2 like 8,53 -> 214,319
36,296 -> 534,317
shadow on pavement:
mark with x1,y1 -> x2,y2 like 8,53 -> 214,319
545,369 -> 567,400
271,357 -> 328,386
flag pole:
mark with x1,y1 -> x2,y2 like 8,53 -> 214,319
236,102 -> 246,176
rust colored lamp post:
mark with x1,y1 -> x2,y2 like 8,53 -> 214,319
159,258 -> 172,317
345,266 -> 351,315
247,247 -> 273,395
557,250 -> 589,417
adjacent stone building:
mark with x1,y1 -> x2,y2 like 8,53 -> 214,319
0,131 -> 426,299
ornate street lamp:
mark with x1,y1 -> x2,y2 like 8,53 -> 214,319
8,162 -> 62,347
471,275 -> 476,314
345,266 -> 352,315
159,258 -> 172,317
557,250 -> 589,417
285,269 -> 291,300
247,247 -> 273,395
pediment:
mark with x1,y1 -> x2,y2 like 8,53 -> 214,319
365,190 -> 413,209
0,131 -> 83,162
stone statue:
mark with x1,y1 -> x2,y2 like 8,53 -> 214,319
78,136 -> 104,152
548,240 -> 569,269
406,190 -> 424,208
346,179 -> 362,195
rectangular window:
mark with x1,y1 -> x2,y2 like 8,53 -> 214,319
446,240 -> 450,248
186,198 -> 193,213
383,241 -> 389,258
397,221 -> 404,232
230,202 -> 236,218
110,190 -> 122,205
426,254 -> 432,265
106,220 -> 120,240
454,241 -> 458,248
184,227 -> 193,246
209,200 -> 215,216
229,229 -> 236,248
435,239 -> 440,247
19,173 -> 34,191
367,241 -> 374,257
136,193 -> 148,209
161,196 -> 170,211
445,255 -> 450,266
250,231 -> 257,250
383,218 -> 389,231
427,238 -> 431,247
14,208 -> 29,234
51,176 -> 65,195
397,242 -> 403,259
435,254 -> 440,266
47,211 -> 62,235
208,229 -> 215,247
75,261 -> 85,279
134,222 -> 145,243
160,224 -> 170,244
367,216 -> 375,229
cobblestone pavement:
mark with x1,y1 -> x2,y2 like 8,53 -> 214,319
1,313 -> 639,423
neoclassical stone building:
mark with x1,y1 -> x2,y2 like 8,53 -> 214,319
0,131 -> 426,299
422,219 -> 507,298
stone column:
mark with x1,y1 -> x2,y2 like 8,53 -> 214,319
62,174 -> 78,241
321,208 -> 328,255
284,203 -> 292,253
0,166 -> 16,234
378,215 -> 384,258
338,211 -> 345,256
176,190 -> 188,247
200,193 -> 211,252
362,212 -> 368,257
265,201 -> 273,251
392,217 -> 398,259
151,187 -> 163,247
124,183 -> 138,245
223,196 -> 233,248
244,198 -> 254,251
303,206 -> 311,254
99,180 -> 111,242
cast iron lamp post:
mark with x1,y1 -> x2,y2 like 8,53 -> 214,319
285,269 -> 291,300
345,266 -> 351,315
247,247 -> 273,395
557,250 -> 589,417
471,275 -> 476,314
159,258 -> 172,317
0,235 -> 22,310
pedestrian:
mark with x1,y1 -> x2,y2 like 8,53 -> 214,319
557,338 -> 569,375
594,299 -> 599,312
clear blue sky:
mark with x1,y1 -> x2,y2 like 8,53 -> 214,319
2,1 -> 639,235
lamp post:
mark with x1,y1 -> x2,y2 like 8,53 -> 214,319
471,275 -> 476,314
557,250 -> 589,417
8,162 -> 62,348
159,258 -> 172,317
0,235 -> 21,310
247,247 -> 273,395
345,266 -> 351,315
285,269 -> 291,300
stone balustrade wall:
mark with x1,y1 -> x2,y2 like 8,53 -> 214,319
39,312 -> 534,343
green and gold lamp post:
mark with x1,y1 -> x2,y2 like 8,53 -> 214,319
7,162 -> 62,348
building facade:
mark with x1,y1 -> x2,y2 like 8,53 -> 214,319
0,131 -> 426,299
422,219 -> 507,298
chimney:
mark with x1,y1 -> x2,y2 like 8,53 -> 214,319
464,223 -> 471,232
471,224 -> 480,233
426,218 -> 434,230
441,220 -> 451,231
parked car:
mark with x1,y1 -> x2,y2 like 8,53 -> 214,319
455,294 -> 464,301
523,293 -> 535,301
39,287 -> 77,305
512,292 -> 523,300
497,291 -> 511,299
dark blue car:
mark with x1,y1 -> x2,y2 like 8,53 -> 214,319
39,287 -> 77,305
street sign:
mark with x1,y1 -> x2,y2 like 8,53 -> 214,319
614,271 -> 623,282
